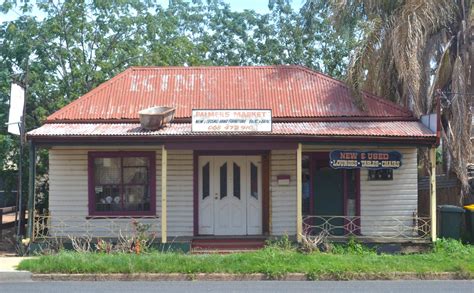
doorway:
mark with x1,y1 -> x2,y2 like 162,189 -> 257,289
198,156 -> 262,235
302,152 -> 360,235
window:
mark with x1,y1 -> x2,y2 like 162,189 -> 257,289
220,163 -> 227,199
233,163 -> 241,199
202,162 -> 210,199
250,162 -> 258,199
88,152 -> 156,216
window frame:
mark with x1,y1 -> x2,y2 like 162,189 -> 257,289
88,151 -> 156,217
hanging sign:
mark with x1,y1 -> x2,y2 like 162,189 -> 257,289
7,83 -> 25,135
329,150 -> 402,169
192,109 -> 272,132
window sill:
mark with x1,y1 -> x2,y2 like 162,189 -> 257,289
86,215 -> 159,219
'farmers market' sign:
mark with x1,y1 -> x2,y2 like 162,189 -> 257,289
192,109 -> 272,132
329,150 -> 402,169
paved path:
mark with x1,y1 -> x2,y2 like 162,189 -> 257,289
0,280 -> 473,293
0,257 -> 32,282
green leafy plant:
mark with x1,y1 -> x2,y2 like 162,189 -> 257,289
265,234 -> 294,251
330,237 -> 375,255
434,238 -> 470,255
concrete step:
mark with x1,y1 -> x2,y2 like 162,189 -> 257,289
191,238 -> 266,253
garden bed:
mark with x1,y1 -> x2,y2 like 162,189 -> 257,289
17,239 -> 474,279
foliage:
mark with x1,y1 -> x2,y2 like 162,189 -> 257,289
67,220 -> 155,255
330,237 -> 376,255
115,220 -> 156,254
17,242 -> 474,277
11,235 -> 30,256
265,234 -> 295,251
0,0 -> 357,213
434,238 -> 471,255
304,0 -> 473,203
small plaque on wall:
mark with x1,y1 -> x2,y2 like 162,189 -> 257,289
277,175 -> 290,185
368,169 -> 393,181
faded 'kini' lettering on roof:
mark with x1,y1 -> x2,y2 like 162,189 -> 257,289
46,66 -> 413,122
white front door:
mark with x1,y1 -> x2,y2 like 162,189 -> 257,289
198,156 -> 262,235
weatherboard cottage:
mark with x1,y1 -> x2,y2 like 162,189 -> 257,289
26,66 -> 439,249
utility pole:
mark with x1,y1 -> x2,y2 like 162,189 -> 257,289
7,62 -> 28,239
17,61 -> 29,238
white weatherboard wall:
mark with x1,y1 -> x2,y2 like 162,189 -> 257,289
166,150 -> 194,236
270,150 -> 297,235
359,148 -> 418,236
47,147 -> 194,238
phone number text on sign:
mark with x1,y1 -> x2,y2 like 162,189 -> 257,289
192,110 -> 272,132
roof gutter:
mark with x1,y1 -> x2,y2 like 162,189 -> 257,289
28,134 -> 437,148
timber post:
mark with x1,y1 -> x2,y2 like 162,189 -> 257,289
296,143 -> 303,242
429,147 -> 437,242
161,145 -> 167,244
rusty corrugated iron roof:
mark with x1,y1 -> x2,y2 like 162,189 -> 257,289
28,121 -> 435,138
46,66 -> 413,122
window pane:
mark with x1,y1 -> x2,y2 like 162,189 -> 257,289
124,185 -> 150,211
347,170 -> 357,217
220,163 -> 227,199
123,167 -> 148,184
250,163 -> 258,199
302,155 -> 311,215
233,163 -> 241,199
95,185 -> 121,212
202,162 -> 210,199
123,157 -> 149,167
94,157 -> 121,184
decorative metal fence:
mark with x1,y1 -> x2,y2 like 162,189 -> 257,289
33,215 -> 160,240
302,215 -> 431,241
33,215 -> 431,242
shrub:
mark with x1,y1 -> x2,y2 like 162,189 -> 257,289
434,238 -> 471,255
265,234 -> 295,251
330,237 -> 376,255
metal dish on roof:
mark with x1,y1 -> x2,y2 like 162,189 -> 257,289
138,106 -> 175,130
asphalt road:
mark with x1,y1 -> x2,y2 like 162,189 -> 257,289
0,280 -> 473,293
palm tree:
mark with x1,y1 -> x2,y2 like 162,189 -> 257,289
304,0 -> 473,204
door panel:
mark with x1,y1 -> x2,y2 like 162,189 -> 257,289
214,157 -> 247,235
246,156 -> 262,235
198,157 -> 214,235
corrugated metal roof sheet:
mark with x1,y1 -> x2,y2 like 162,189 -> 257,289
28,121 -> 435,138
46,66 -> 413,121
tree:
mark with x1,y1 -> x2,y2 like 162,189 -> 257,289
0,0 -> 358,211
304,0 -> 473,203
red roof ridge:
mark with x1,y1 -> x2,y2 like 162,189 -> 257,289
127,65 -> 297,70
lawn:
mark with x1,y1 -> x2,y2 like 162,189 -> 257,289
18,239 -> 474,279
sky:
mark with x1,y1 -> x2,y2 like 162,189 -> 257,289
1,0 -> 304,22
